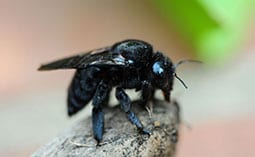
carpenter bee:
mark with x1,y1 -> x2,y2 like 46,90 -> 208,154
39,39 -> 197,144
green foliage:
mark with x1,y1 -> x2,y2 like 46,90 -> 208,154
153,0 -> 253,64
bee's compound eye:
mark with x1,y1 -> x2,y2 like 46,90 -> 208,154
152,62 -> 164,76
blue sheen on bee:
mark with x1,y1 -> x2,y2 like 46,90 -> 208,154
152,62 -> 164,74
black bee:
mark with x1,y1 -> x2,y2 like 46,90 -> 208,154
39,39 -> 194,144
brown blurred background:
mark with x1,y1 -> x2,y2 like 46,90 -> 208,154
0,1 -> 254,157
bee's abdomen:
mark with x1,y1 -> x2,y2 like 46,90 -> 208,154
67,67 -> 101,116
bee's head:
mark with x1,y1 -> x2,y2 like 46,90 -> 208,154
151,52 -> 196,101
151,52 -> 175,101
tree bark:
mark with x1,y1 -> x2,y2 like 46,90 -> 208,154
32,100 -> 180,157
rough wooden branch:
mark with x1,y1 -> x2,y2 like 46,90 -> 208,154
32,100 -> 180,157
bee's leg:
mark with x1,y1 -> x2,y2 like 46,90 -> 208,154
116,87 -> 151,135
92,107 -> 104,145
141,81 -> 155,103
92,80 -> 111,145
140,81 -> 155,117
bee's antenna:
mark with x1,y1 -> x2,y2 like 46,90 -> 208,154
174,73 -> 188,89
173,59 -> 202,89
175,59 -> 202,69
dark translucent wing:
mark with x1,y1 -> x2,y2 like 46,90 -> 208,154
38,47 -> 125,71
38,55 -> 86,70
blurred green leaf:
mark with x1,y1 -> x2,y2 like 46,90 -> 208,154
153,0 -> 253,64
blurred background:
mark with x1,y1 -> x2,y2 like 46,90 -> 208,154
0,0 -> 254,156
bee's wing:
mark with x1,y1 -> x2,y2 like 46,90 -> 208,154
38,47 -> 126,71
